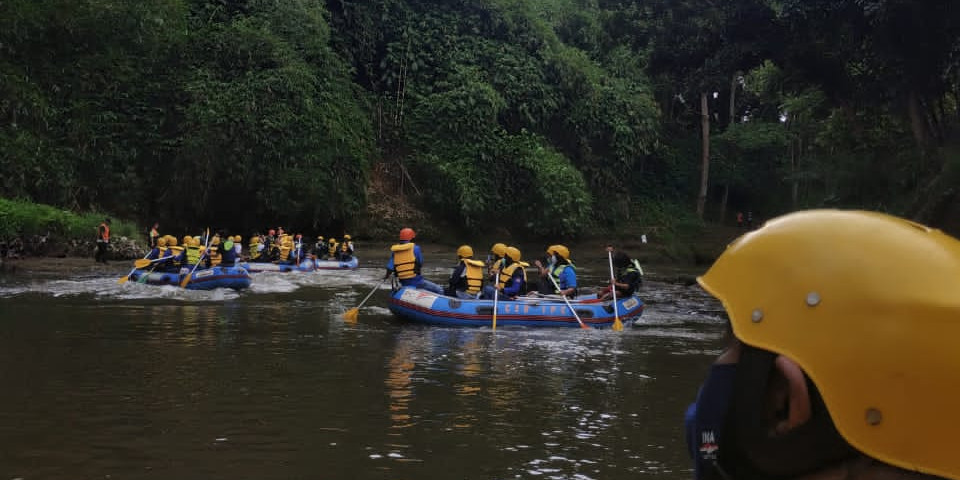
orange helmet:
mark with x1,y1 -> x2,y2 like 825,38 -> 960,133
399,228 -> 416,241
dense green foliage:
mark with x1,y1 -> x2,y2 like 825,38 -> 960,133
0,198 -> 137,241
3,0 -> 960,238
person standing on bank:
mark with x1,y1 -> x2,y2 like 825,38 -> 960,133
383,227 -> 444,294
686,209 -> 960,480
95,218 -> 111,264
148,222 -> 159,249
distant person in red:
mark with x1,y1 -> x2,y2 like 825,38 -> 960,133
95,218 -> 111,264
736,212 -> 744,228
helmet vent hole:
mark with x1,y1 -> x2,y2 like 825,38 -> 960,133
806,292 -> 821,307
751,309 -> 764,323
865,408 -> 882,426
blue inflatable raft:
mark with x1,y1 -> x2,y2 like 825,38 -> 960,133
127,266 -> 252,290
388,286 -> 644,328
241,256 -> 358,273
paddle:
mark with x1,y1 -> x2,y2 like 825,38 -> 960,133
117,253 -> 152,284
180,228 -> 210,289
492,272 -> 499,331
546,272 -> 590,329
343,277 -> 386,323
608,250 -> 624,331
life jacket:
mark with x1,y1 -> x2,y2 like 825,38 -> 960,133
499,262 -> 524,290
167,246 -> 185,266
551,262 -> 576,292
519,261 -> 530,282
186,244 -> 200,265
99,222 -> 110,241
461,259 -> 484,294
279,243 -> 292,262
390,242 -> 418,280
489,257 -> 504,279
328,241 -> 338,257
158,246 -> 168,258
249,240 -> 261,260
209,245 -> 222,266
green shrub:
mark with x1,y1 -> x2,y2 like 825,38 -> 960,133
0,198 -> 138,241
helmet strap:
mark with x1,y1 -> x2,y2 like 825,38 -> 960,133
722,345 -> 858,478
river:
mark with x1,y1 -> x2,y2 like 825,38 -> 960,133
0,247 -> 725,480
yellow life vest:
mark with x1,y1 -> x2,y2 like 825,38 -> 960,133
186,245 -> 200,265
462,259 -> 484,294
279,244 -> 291,261
209,245 -> 221,266
519,261 -> 530,282
390,242 -> 417,280
499,262 -> 524,290
248,241 -> 261,260
328,241 -> 339,257
158,246 -> 168,258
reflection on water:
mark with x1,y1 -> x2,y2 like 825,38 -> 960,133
0,260 -> 723,479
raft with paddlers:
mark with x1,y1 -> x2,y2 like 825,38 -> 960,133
241,256 -> 359,273
127,265 -> 252,290
387,285 -> 644,328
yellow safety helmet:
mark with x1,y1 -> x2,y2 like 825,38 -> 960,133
234,235 -> 242,243
190,237 -> 200,247
317,235 -> 324,240
490,243 -> 507,257
329,238 -> 337,243
157,236 -> 167,247
211,235 -> 220,246
166,236 -> 178,247
457,245 -> 474,258
547,244 -> 570,261
344,234 -> 351,240
182,236 -> 191,246
698,209 -> 960,480
505,246 -> 521,262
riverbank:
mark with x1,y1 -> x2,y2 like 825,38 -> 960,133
0,222 -> 746,284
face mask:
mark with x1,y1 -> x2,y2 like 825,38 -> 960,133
685,363 -> 737,480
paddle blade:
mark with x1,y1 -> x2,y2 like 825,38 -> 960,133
179,275 -> 191,288
117,275 -> 130,285
580,321 -> 591,330
134,258 -> 152,269
612,317 -> 623,331
343,308 -> 359,323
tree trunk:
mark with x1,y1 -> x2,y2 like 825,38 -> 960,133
792,136 -> 801,209
729,73 -> 738,125
907,90 -> 932,157
720,183 -> 729,224
696,91 -> 710,218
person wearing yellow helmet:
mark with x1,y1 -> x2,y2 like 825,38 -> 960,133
384,227 -> 444,294
326,237 -> 339,260
338,234 -> 355,261
686,210 -> 960,480
482,246 -> 527,300
487,242 -> 508,283
312,235 -> 327,260
532,244 -> 577,297
446,245 -> 485,298
146,234 -> 166,260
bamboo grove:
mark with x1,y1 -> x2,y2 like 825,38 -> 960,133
3,0 -> 960,237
